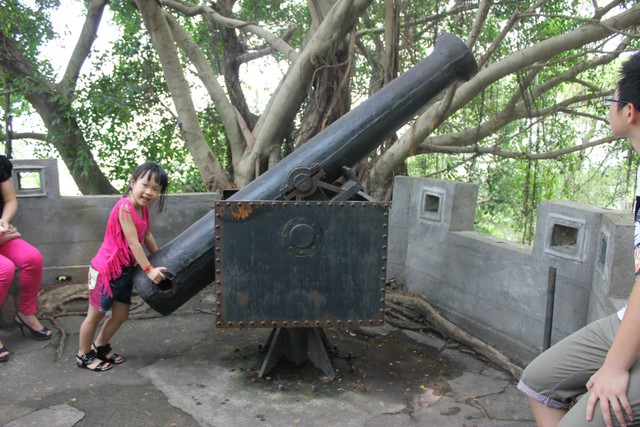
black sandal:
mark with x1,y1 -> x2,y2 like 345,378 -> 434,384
0,346 -> 9,363
92,342 -> 124,364
76,350 -> 112,372
15,314 -> 52,341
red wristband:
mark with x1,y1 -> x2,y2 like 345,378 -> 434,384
144,265 -> 153,272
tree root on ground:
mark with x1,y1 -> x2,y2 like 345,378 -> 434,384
385,288 -> 523,379
38,283 -> 88,315
36,283 -> 215,361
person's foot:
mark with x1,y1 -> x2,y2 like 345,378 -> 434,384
0,340 -> 10,362
76,351 -> 112,372
92,342 -> 124,364
17,313 -> 50,334
15,313 -> 53,340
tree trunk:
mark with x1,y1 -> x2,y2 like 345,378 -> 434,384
234,0 -> 374,187
134,0 -> 231,191
294,34 -> 353,147
0,27 -> 117,195
28,94 -> 118,195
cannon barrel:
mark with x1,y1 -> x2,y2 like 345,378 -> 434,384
135,33 -> 478,315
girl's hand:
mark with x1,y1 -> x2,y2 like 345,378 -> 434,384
586,365 -> 632,427
0,219 -> 10,232
145,266 -> 167,285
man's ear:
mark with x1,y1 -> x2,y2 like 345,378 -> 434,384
626,103 -> 640,125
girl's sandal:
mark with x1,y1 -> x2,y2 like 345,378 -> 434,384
92,342 -> 124,364
76,350 -> 112,372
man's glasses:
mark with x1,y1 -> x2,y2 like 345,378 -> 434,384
603,98 -> 631,107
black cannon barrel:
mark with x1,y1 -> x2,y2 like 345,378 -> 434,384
135,33 -> 478,315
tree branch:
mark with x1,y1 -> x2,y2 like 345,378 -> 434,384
58,0 -> 108,94
385,288 -> 523,379
161,0 -> 299,62
368,3 -> 640,198
354,3 -> 478,38
423,135 -> 617,160
0,132 -> 47,142
164,11 -> 246,168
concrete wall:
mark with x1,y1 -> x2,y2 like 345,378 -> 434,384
11,159 -> 220,286
388,176 -> 634,365
9,161 -> 635,365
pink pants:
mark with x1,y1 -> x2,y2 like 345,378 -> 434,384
0,238 -> 43,315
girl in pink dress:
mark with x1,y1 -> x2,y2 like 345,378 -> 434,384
76,162 -> 168,371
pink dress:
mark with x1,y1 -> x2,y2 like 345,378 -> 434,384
90,198 -> 149,298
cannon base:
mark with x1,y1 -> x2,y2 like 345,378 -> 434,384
259,327 -> 336,380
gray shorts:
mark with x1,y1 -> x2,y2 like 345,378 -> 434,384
518,313 -> 640,426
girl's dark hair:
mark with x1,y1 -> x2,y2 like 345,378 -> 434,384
123,162 -> 169,212
618,52 -> 640,112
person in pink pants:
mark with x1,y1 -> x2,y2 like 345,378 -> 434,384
0,155 -> 52,364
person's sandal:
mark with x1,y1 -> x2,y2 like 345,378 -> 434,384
15,313 -> 52,341
92,342 -> 124,364
76,350 -> 112,372
0,346 -> 9,363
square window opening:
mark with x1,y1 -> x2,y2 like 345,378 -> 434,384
423,194 -> 440,214
598,237 -> 607,266
550,224 -> 578,249
17,171 -> 43,191
419,188 -> 445,222
13,167 -> 47,197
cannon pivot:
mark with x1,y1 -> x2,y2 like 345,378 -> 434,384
280,164 -> 369,201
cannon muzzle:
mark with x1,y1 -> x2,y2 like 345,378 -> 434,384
135,33 -> 478,315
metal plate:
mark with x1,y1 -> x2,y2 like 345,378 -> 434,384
214,201 -> 388,328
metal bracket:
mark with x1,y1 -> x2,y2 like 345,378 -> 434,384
259,327 -> 335,380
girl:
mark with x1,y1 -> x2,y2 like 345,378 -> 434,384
76,162 -> 168,372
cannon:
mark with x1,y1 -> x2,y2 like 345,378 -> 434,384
135,32 -> 478,320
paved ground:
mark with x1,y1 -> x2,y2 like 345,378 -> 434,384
0,285 -> 535,427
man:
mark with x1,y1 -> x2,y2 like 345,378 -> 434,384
518,52 -> 640,427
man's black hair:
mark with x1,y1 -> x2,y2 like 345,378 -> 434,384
618,52 -> 640,112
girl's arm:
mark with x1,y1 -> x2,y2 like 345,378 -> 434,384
0,179 -> 18,230
143,230 -> 159,254
118,204 -> 166,284
585,277 -> 640,427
